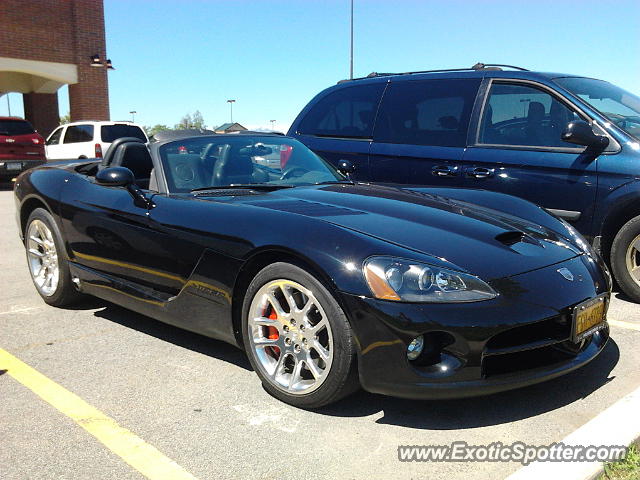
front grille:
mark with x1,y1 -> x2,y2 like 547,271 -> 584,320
482,314 -> 576,378
485,315 -> 571,353
482,342 -> 582,377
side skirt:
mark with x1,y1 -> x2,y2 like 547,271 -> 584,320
68,261 -> 240,347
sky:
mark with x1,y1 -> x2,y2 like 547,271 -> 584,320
2,0 -> 639,133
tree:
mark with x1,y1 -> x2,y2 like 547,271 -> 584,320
175,110 -> 205,130
175,113 -> 192,130
192,110 -> 205,129
59,112 -> 70,125
145,124 -> 170,138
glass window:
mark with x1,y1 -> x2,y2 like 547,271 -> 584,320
101,124 -> 147,142
555,77 -> 640,141
479,83 -> 580,148
374,79 -> 480,147
63,125 -> 94,144
159,136 -> 346,192
297,83 -> 385,138
0,119 -> 35,136
46,127 -> 63,145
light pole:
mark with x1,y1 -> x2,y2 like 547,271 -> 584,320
350,0 -> 354,79
129,110 -> 137,122
270,119 -> 276,130
227,99 -> 236,123
6,93 -> 11,116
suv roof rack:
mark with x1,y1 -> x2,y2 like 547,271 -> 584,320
337,63 -> 529,83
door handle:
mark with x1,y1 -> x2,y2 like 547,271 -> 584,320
432,165 -> 459,177
466,167 -> 495,179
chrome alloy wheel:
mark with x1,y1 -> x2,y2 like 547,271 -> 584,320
248,279 -> 333,394
26,219 -> 59,297
626,233 -> 640,287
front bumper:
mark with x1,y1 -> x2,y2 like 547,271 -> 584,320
0,159 -> 46,180
340,254 -> 610,400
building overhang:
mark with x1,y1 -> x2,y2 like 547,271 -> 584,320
0,56 -> 78,94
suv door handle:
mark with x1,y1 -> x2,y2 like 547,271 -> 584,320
432,165 -> 459,177
466,167 -> 495,179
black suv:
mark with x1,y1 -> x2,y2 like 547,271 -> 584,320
288,63 -> 640,302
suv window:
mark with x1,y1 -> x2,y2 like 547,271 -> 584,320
479,83 -> 581,148
297,83 -> 385,139
47,127 -> 63,145
101,124 -> 147,142
374,79 -> 480,147
0,119 -> 35,136
64,125 -> 94,144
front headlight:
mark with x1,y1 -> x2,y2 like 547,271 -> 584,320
363,256 -> 498,303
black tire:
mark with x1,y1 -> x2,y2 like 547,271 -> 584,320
610,215 -> 640,303
241,262 -> 359,408
25,208 -> 83,307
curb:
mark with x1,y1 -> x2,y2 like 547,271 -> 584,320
506,385 -> 640,480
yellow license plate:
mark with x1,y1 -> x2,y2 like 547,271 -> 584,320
573,296 -> 607,342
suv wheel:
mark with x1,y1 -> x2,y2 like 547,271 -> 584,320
611,215 -> 640,303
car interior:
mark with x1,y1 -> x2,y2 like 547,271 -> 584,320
161,143 -> 273,191
72,136 -> 340,194
480,99 -> 579,147
158,137 -> 339,193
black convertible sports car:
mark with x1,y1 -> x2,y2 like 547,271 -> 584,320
14,134 -> 611,408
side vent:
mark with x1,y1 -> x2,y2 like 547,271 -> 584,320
495,231 -> 526,246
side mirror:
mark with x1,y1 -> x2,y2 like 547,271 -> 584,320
561,120 -> 609,149
96,166 -> 154,209
337,159 -> 356,176
95,166 -> 135,187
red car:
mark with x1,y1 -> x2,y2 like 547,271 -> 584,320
0,117 -> 46,181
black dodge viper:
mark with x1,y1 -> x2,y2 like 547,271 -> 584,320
14,134 -> 610,407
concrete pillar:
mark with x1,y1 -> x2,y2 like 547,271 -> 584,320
23,92 -> 59,138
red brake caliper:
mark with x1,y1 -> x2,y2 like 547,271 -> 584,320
265,307 -> 280,358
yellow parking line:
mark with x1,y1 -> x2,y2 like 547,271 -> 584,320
608,319 -> 640,332
0,347 -> 198,480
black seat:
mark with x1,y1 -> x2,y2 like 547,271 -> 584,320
107,141 -> 154,189
525,101 -> 546,145
101,137 -> 146,167
166,153 -> 207,190
213,153 -> 254,185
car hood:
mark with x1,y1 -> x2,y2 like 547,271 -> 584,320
235,183 -> 582,280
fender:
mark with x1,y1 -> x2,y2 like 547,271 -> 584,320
14,167 -> 73,241
593,179 -> 640,250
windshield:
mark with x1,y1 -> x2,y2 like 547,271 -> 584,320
555,77 -> 640,140
158,135 -> 346,193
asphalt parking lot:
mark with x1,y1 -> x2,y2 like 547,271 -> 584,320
1,185 -> 639,480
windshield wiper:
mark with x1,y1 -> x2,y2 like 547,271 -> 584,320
191,184 -> 295,193
313,180 -> 355,185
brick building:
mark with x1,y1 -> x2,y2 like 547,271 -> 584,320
0,0 -> 110,137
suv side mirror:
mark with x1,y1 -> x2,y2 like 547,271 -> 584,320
96,166 -> 135,187
561,120 -> 609,149
337,159 -> 356,176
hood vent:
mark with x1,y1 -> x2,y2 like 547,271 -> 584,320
495,230 -> 526,246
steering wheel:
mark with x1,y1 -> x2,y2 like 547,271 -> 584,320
280,166 -> 308,180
